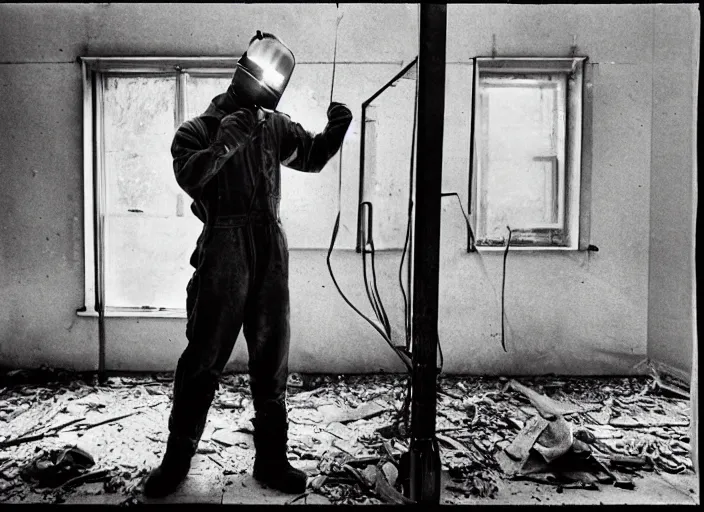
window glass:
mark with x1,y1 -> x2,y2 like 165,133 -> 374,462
185,75 -> 232,121
102,75 -> 201,308
103,76 -> 178,217
478,75 -> 566,242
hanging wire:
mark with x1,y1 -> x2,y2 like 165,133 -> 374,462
442,192 -> 513,353
325,4 -> 412,373
402,3 -> 422,429
399,61 -> 420,353
501,226 -> 512,352
361,204 -> 390,336
369,238 -> 392,336
325,165 -> 412,370
441,192 -> 475,245
329,6 -> 343,104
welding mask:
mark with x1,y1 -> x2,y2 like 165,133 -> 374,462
231,31 -> 295,111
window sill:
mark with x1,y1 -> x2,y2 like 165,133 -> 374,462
473,245 -> 581,253
77,308 -> 187,319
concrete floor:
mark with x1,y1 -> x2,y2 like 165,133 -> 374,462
440,470 -> 699,506
1,373 -> 697,506
55,461 -> 699,506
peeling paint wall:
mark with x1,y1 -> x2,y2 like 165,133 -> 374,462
0,4 -> 697,376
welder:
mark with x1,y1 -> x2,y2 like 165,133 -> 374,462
143,31 -> 353,498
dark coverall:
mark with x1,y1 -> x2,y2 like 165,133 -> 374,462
168,90 -> 352,455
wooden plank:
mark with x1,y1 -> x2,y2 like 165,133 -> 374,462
509,380 -> 583,419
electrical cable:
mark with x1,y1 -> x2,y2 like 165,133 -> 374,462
399,222 -> 412,347
399,62 -> 420,353
359,61 -> 423,430
434,191 -> 477,372
329,6 -> 342,104
325,4 -> 412,373
467,57 -> 478,252
442,192 -> 512,353
361,208 -> 388,334
360,205 -> 387,334
440,192 -> 475,245
369,241 -> 392,335
467,56 -> 512,352
501,226 -> 511,352
325,162 -> 412,371
327,219 -> 411,372
361,202 -> 397,344
401,2 -> 422,434
398,64 -> 421,432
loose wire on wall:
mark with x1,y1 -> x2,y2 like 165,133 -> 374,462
441,193 -> 512,352
325,5 -> 412,373
501,226 -> 512,352
361,204 -> 392,338
399,60 -> 420,354
326,6 -> 513,432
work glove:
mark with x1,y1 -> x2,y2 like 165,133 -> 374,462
327,102 -> 352,121
215,108 -> 258,150
219,83 -> 244,114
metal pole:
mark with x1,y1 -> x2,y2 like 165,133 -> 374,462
407,3 -> 447,504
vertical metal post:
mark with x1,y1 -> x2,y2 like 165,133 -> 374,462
407,3 -> 447,504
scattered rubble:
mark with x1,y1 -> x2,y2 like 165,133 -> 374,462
0,368 -> 695,504
20,446 -> 96,489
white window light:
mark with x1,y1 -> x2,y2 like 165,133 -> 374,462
80,58 -> 239,318
79,57 -> 353,317
470,57 -> 587,250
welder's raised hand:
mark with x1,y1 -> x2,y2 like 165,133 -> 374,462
216,108 -> 258,149
327,102 -> 352,121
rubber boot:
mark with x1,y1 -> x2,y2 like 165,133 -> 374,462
143,434 -> 195,498
252,401 -> 307,494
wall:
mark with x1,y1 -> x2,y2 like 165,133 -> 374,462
440,3 -> 670,375
0,3 -> 698,376
647,4 -> 699,378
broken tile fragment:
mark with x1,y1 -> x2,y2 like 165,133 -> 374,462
211,430 -> 253,449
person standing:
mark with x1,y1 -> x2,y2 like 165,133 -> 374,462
143,31 -> 353,498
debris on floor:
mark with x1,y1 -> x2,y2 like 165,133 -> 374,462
0,368 -> 695,504
20,446 -> 95,488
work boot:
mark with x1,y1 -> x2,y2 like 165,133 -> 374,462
143,435 -> 195,498
252,401 -> 307,494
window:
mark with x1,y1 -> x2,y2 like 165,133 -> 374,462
470,58 -> 586,249
80,58 -> 338,316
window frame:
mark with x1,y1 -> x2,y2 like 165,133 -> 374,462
79,57 -> 239,318
468,57 -> 588,252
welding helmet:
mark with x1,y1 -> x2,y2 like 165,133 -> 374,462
231,31 -> 295,110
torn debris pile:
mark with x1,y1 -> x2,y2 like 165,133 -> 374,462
493,378 -> 692,492
0,368 -> 693,505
